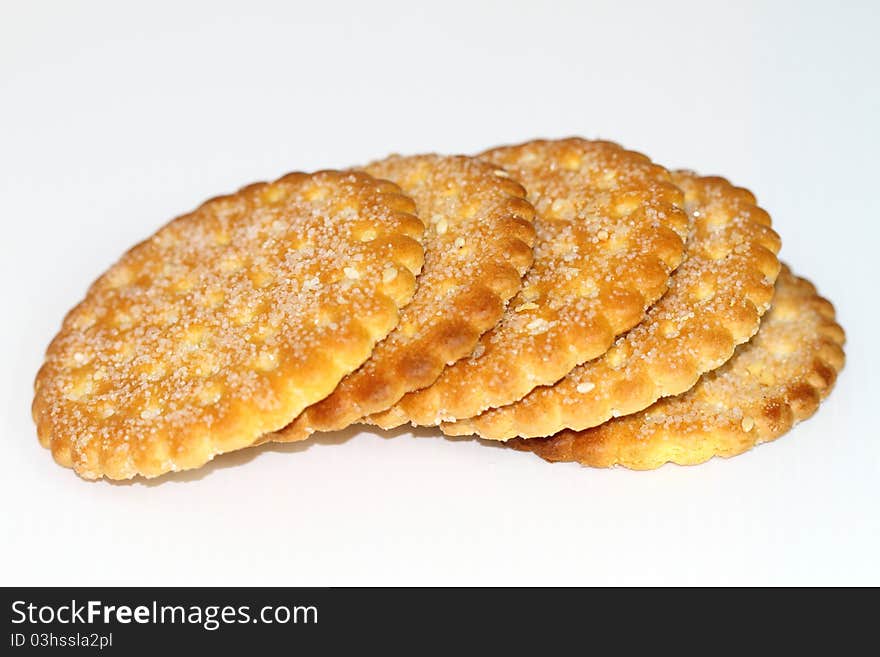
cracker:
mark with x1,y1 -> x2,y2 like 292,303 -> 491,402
511,266 -> 845,469
445,171 -> 782,439
268,154 -> 536,442
371,138 -> 688,428
32,170 -> 425,479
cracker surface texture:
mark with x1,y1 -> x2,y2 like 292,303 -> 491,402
511,266 -> 845,469
372,138 -> 688,428
270,154 -> 536,442
33,171 -> 425,479
446,171 -> 782,439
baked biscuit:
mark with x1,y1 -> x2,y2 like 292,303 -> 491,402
372,138 -> 688,428
511,266 -> 845,469
445,171 -> 781,439
270,154 -> 536,442
32,171 -> 425,479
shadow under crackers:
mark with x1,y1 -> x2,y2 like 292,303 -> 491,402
105,422 -> 503,487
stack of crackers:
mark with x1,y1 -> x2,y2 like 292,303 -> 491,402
32,139 -> 846,480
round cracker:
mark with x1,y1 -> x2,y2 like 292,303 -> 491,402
511,265 -> 845,469
371,138 -> 689,428
445,171 -> 782,439
32,170 -> 425,480
269,154 -> 537,442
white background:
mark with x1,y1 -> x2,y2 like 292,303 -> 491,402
2,0 -> 878,586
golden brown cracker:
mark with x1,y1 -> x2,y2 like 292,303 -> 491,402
445,171 -> 782,439
511,266 -> 845,469
32,170 -> 425,479
371,138 -> 688,428
270,154 -> 536,442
